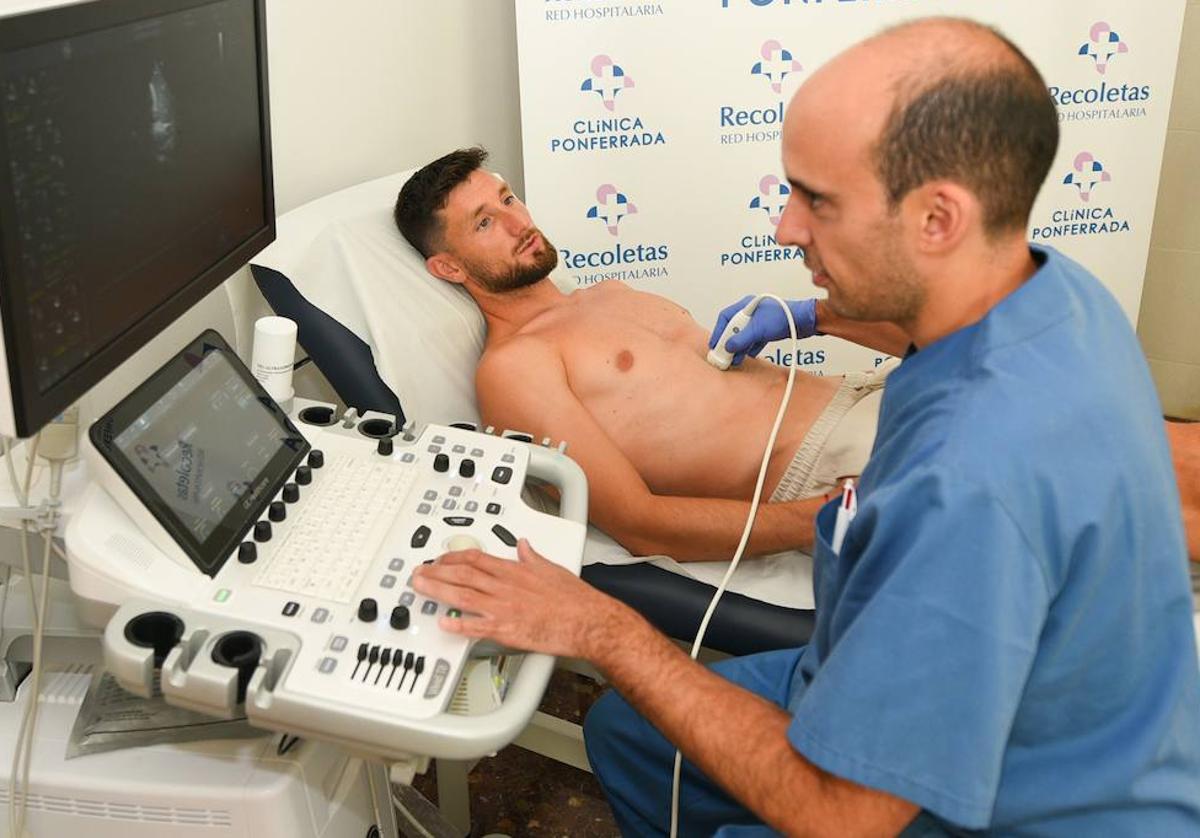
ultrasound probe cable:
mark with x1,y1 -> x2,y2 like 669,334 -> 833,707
670,294 -> 799,838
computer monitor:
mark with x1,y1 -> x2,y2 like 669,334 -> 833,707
0,0 -> 273,438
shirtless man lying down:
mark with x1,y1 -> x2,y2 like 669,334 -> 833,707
394,147 -> 1200,564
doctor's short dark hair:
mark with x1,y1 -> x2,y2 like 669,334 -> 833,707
394,146 -> 490,258
873,28 -> 1059,237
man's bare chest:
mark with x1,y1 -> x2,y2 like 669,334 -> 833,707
553,299 -> 707,403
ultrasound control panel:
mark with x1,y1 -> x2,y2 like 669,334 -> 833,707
102,413 -> 588,761
89,333 -> 588,763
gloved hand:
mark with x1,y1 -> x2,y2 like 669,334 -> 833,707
707,296 -> 818,366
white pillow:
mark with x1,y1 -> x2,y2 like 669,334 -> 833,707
251,170 -> 486,426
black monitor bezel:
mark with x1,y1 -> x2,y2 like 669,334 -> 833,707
89,329 -> 309,577
0,0 -> 275,438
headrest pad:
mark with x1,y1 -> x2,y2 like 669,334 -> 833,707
253,171 -> 485,425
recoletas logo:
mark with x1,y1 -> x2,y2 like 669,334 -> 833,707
586,184 -> 637,235
751,40 -> 801,94
559,184 -> 669,285
720,174 -> 803,268
1062,151 -> 1110,203
548,55 -> 667,153
718,40 -> 802,146
1031,151 -> 1131,241
135,442 -> 169,473
1078,22 -> 1128,75
749,174 -> 790,225
1049,22 -> 1149,123
581,55 -> 634,112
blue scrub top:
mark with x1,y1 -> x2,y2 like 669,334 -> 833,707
787,246 -> 1200,833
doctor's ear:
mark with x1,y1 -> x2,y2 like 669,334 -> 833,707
908,181 -> 974,253
426,253 -> 465,285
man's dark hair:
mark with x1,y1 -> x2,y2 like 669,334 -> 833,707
873,25 -> 1059,237
394,146 -> 489,257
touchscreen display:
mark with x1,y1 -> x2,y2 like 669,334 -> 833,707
113,350 -> 289,543
91,331 -> 308,576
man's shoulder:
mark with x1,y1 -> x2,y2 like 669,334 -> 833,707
477,332 -> 563,384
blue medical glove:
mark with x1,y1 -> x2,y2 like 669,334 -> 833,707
707,297 -> 818,366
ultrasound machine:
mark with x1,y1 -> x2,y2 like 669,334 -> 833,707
0,1 -> 588,835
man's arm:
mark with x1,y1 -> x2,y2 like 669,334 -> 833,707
476,337 -> 823,561
412,542 -> 919,836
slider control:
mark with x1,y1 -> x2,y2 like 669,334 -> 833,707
351,642 -> 368,679
376,648 -> 392,684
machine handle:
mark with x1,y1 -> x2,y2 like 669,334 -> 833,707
524,446 -> 589,525
399,653 -> 556,757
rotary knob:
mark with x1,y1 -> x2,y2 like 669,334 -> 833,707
358,597 -> 378,622
268,500 -> 286,522
253,520 -> 272,542
390,605 -> 411,630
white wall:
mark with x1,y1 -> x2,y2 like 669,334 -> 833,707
1137,0 -> 1200,420
226,0 -> 524,360
264,0 -> 524,214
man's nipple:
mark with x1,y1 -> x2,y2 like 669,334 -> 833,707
615,349 -> 634,372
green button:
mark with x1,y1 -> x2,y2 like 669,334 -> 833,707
214,588 -> 231,603
448,608 -> 461,618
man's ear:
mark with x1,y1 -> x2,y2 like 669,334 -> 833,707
906,181 -> 975,254
426,252 -> 465,285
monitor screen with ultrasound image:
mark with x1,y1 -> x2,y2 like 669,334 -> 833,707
90,330 -> 307,577
0,0 -> 273,437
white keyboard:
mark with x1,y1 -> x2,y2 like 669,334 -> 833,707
254,453 -> 419,602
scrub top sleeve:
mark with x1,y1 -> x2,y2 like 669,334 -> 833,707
788,471 -> 1051,830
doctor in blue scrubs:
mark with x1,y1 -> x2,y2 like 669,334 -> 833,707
414,16 -> 1200,836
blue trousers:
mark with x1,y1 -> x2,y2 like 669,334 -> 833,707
583,648 -> 804,837
583,649 -> 948,837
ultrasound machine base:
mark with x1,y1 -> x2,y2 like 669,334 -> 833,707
0,662 -> 383,838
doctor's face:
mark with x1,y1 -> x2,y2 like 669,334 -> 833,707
775,55 -> 925,325
438,169 -> 558,293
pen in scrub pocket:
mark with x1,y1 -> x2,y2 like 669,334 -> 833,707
830,479 -> 856,555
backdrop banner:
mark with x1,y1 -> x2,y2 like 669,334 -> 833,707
516,0 -> 1187,374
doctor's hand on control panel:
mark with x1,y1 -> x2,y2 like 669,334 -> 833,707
413,539 -> 616,659
412,533 -> 922,837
